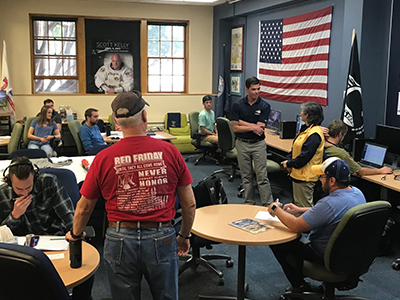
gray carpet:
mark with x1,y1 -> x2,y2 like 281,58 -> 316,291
90,154 -> 400,300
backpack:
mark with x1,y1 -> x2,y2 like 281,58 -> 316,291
193,174 -> 227,208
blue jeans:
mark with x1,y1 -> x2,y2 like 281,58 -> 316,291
104,225 -> 178,300
28,143 -> 53,158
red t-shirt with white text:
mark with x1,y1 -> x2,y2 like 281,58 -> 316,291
80,135 -> 193,222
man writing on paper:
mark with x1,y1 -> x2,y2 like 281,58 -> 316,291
66,91 -> 196,300
267,157 -> 366,294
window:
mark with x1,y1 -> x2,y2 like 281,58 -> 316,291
32,18 -> 78,93
147,23 -> 186,93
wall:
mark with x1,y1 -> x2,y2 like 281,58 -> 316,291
0,0 -> 213,123
214,0 -> 393,138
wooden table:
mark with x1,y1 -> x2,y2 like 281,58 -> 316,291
0,137 -> 10,147
191,204 -> 299,300
103,131 -> 176,143
44,241 -> 100,289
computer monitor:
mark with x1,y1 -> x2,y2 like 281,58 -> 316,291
375,124 -> 400,156
267,109 -> 281,135
295,114 -> 305,134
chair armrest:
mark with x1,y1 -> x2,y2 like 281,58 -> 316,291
193,133 -> 206,146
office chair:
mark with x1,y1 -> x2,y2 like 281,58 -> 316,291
108,114 -> 116,131
40,168 -> 96,239
0,243 -> 70,300
281,200 -> 391,300
212,117 -> 239,181
9,148 -> 48,159
7,123 -> 23,154
185,111 -> 219,165
174,197 -> 233,286
68,120 -> 86,156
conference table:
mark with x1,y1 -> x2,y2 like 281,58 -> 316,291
103,131 -> 176,143
0,136 -> 10,147
191,204 -> 299,300
44,241 -> 100,289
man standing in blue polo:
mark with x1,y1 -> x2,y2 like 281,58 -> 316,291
231,76 -> 273,206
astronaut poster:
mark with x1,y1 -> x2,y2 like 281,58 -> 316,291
85,19 -> 141,94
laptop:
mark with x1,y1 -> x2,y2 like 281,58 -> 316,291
358,142 -> 388,168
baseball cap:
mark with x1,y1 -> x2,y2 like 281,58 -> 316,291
311,157 -> 351,180
111,91 -> 149,118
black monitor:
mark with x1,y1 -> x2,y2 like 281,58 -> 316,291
295,114 -> 305,134
267,109 -> 281,135
375,124 -> 400,156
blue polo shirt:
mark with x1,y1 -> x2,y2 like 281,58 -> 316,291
231,96 -> 270,140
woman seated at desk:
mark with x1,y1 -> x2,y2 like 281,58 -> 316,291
28,105 -> 61,157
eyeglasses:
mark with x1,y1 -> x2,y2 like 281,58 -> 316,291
394,174 -> 400,181
318,175 -> 329,179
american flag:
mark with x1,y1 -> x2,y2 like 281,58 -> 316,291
257,6 -> 332,105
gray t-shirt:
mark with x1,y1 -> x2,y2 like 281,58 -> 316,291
302,186 -> 366,257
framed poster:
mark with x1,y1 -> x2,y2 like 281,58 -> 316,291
230,73 -> 242,96
230,25 -> 244,72
85,19 -> 141,94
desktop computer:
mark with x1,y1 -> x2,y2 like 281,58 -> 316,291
279,121 -> 297,139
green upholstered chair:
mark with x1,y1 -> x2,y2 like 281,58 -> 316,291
164,113 -> 197,153
7,123 -> 23,154
281,201 -> 391,300
68,120 -> 85,156
185,111 -> 218,165
108,114 -> 115,131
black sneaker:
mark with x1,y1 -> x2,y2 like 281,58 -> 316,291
285,283 -> 312,293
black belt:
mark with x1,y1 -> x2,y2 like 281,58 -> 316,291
236,137 -> 264,144
108,221 -> 172,229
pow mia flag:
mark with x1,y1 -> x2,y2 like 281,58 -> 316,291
341,32 -> 364,150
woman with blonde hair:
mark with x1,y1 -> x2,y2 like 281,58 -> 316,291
28,105 -> 61,157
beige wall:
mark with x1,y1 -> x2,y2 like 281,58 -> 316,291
0,0 -> 212,123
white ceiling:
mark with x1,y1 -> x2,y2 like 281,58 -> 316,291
85,0 -> 229,6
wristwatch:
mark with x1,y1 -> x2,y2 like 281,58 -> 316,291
271,204 -> 278,213
70,228 -> 84,239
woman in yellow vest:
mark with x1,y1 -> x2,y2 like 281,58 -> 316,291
281,102 -> 324,207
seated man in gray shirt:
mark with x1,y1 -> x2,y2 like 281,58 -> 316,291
267,157 -> 366,294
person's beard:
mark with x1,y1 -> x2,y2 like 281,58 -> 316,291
322,180 -> 330,193
90,120 -> 98,126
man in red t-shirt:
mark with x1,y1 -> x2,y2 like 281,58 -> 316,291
66,91 -> 196,300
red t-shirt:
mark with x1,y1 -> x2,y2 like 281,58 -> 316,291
80,135 -> 192,222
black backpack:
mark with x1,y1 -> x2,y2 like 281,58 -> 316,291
193,174 -> 227,208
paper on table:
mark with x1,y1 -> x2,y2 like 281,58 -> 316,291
254,211 -> 281,222
17,236 -> 69,251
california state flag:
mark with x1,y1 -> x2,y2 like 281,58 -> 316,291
1,40 -> 16,125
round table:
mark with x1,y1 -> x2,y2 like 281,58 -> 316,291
45,241 -> 100,289
191,204 -> 299,300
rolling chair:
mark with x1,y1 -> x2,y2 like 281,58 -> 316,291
9,148 -> 48,159
174,196 -> 233,286
212,117 -> 239,182
0,243 -> 70,300
185,111 -> 219,165
68,120 -> 86,156
281,201 -> 391,300
108,114 -> 116,131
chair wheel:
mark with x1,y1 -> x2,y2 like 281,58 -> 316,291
194,162 -> 199,165
185,157 -> 189,162
226,259 -> 234,268
218,278 -> 224,286
392,259 -> 400,270
244,282 -> 249,292
237,192 -> 243,198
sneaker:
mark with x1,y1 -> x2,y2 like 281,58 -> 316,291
285,283 -> 312,293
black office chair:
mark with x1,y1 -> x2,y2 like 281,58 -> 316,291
185,111 -> 219,165
0,242 -> 70,300
281,200 -> 391,300
9,148 -> 48,159
174,194 -> 233,286
212,117 -> 239,182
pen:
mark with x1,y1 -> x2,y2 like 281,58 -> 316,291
50,238 -> 65,241
276,198 -> 280,203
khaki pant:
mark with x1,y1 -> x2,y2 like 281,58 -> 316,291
203,134 -> 218,144
292,181 -> 315,208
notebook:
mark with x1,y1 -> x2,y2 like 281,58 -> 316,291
358,142 -> 388,168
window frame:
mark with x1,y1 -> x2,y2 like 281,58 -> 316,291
30,15 -> 189,95
142,21 -> 189,94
